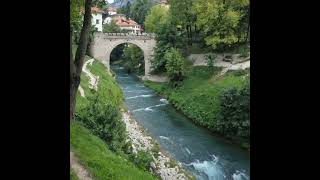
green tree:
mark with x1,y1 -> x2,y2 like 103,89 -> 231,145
77,92 -> 127,152
193,0 -> 249,50
103,21 -> 121,33
144,4 -> 169,32
165,48 -> 185,87
205,54 -> 217,70
151,17 -> 185,73
169,0 -> 196,44
118,1 -> 132,19
70,0 -> 106,120
232,0 -> 250,43
216,83 -> 250,139
130,0 -> 152,25
70,0 -> 84,38
123,44 -> 144,75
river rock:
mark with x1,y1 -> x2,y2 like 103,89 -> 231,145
150,162 -> 156,170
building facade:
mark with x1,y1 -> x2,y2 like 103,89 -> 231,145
91,7 -> 104,32
113,15 -> 141,34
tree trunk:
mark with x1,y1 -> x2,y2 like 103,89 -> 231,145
70,0 -> 92,121
70,28 -> 76,121
189,25 -> 192,45
245,24 -> 250,42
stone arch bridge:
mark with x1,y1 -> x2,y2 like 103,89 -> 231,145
90,32 -> 156,76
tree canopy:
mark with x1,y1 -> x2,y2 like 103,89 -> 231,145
144,4 -> 169,32
103,21 -> 121,33
193,0 -> 250,49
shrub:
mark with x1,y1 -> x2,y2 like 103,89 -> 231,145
103,21 -> 121,33
239,45 -> 250,57
130,151 -> 153,171
164,48 -> 185,87
205,54 -> 217,70
76,92 -> 127,152
216,83 -> 250,139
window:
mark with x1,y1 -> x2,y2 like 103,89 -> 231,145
96,19 -> 99,24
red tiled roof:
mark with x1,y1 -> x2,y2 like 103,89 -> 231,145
91,6 -> 104,13
114,17 -> 139,27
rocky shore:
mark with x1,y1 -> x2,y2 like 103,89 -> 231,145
122,112 -> 194,180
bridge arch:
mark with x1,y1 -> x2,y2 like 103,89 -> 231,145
90,32 -> 156,76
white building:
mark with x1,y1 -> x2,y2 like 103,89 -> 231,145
91,7 -> 104,32
108,6 -> 117,16
104,17 -> 112,24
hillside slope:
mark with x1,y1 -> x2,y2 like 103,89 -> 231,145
71,57 -> 156,180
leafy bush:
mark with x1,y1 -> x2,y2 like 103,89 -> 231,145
238,44 -> 250,57
205,54 -> 217,70
216,83 -> 250,139
76,92 -> 127,152
130,151 -> 153,171
103,21 -> 121,33
164,48 -> 185,87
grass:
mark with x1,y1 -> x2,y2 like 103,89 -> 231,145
144,66 -> 249,133
71,122 -> 157,180
75,56 -> 124,113
70,169 -> 78,180
72,52 -> 156,179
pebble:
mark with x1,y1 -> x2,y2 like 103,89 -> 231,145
122,112 -> 189,180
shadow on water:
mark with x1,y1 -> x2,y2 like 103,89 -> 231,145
111,65 -> 250,180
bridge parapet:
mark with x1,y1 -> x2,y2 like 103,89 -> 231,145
95,32 -> 155,40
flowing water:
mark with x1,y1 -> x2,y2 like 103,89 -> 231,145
112,65 -> 250,180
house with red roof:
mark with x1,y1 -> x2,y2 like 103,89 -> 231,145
108,14 -> 142,34
114,16 -> 141,34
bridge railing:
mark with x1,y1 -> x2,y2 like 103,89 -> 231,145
95,32 -> 155,39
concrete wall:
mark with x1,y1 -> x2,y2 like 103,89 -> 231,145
90,33 -> 156,76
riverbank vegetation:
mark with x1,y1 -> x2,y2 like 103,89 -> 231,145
71,52 -> 157,179
70,0 -> 250,177
144,67 -> 250,149
71,122 -> 156,180
140,0 -> 250,149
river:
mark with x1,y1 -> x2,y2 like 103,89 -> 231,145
112,65 -> 250,180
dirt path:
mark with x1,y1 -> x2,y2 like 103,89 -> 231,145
70,151 -> 92,180
78,86 -> 85,97
188,53 -> 250,77
141,75 -> 169,82
82,59 -> 99,91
